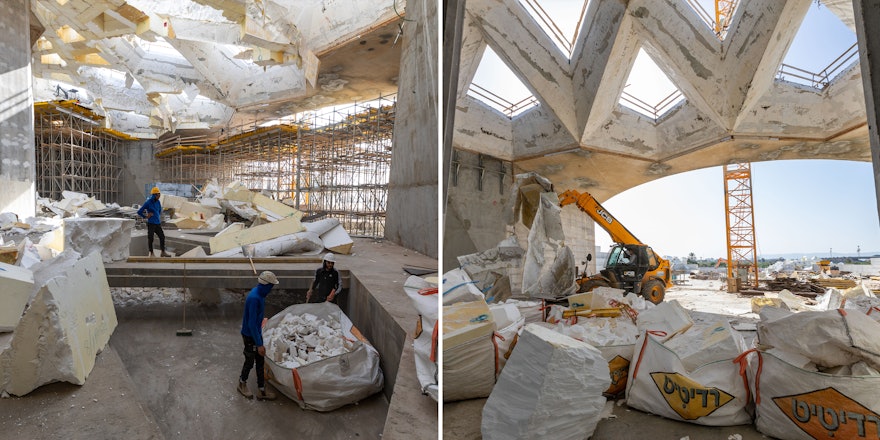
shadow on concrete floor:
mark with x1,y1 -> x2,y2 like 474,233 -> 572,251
0,301 -> 389,440
111,302 -> 390,440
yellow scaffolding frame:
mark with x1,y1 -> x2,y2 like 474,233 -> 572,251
154,95 -> 396,238
723,162 -> 759,288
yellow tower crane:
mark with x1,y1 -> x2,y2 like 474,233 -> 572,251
715,0 -> 737,36
723,163 -> 759,291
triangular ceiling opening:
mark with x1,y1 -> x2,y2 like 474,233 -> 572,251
467,45 -> 538,118
516,0 -> 590,58
778,2 -> 858,89
683,0 -> 742,40
618,48 -> 685,121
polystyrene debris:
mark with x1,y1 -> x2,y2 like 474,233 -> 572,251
264,312 -> 355,369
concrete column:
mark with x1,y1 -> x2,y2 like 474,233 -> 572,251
118,140 -> 157,207
0,0 -> 36,218
443,149 -> 511,270
443,0 -> 466,213
853,0 -> 880,225
385,0 -> 438,258
853,0 -> 880,227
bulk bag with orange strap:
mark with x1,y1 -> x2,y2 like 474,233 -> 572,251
404,275 -> 439,401
443,299 -> 497,402
625,323 -> 752,426
743,308 -> 880,439
262,302 -> 383,411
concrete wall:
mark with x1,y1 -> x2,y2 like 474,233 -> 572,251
0,0 -> 35,218
118,140 -> 157,207
443,149 -> 513,270
342,275 -> 405,401
385,0 -> 438,259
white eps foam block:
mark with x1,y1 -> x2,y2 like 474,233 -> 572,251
63,218 -> 135,263
0,252 -> 117,396
320,223 -> 353,255
0,263 -> 34,332
481,324 -> 610,440
209,216 -> 304,254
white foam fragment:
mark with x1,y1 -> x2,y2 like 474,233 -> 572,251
211,231 -> 322,257
264,312 -> 353,369
0,252 -> 117,396
481,324 -> 609,440
303,218 -> 340,236
777,289 -> 810,311
63,218 -> 134,263
0,263 -> 34,332
320,223 -> 353,255
553,317 -> 639,347
442,268 -> 485,305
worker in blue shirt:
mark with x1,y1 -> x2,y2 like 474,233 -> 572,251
136,187 -> 170,257
238,271 -> 279,401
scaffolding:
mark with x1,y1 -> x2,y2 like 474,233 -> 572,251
723,162 -> 759,289
34,100 -> 131,202
155,95 -> 396,238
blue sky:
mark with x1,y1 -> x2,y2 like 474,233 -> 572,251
466,1 -> 879,258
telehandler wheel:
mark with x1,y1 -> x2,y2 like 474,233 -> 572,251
641,280 -> 665,304
577,278 -> 610,293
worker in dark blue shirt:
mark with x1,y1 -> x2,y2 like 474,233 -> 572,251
307,253 -> 341,303
238,271 -> 279,401
136,187 -> 169,257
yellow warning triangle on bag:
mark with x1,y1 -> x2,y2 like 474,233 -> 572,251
650,372 -> 734,420
774,387 -> 880,439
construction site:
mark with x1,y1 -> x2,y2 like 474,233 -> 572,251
0,0 -> 437,439
443,0 -> 880,439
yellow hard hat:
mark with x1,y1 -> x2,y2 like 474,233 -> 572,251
150,187 -> 160,194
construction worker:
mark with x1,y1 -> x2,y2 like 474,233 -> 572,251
307,253 -> 341,303
137,187 -> 170,257
238,271 -> 279,401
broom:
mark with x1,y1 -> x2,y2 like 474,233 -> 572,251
176,261 -> 193,336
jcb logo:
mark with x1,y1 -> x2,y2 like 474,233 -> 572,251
596,208 -> 613,225
774,387 -> 880,439
650,372 -> 734,420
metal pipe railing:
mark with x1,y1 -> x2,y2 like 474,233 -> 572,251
468,83 -> 538,118
777,42 -> 858,89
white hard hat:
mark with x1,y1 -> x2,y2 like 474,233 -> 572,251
323,253 -> 336,263
258,271 -> 279,285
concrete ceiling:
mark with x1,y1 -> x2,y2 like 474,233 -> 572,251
29,0 -> 405,139
452,0 -> 870,201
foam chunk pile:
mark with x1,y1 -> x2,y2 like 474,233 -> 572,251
264,312 -> 355,369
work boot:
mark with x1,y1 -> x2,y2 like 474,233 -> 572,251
237,381 -> 253,399
160,251 -> 171,257
256,387 -> 276,401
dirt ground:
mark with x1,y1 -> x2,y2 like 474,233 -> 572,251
443,279 -> 776,440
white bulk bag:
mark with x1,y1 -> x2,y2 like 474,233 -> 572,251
404,275 -> 439,401
263,302 -> 383,411
625,332 -> 752,426
746,349 -> 880,440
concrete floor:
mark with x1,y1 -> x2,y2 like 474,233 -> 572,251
0,238 -> 438,440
